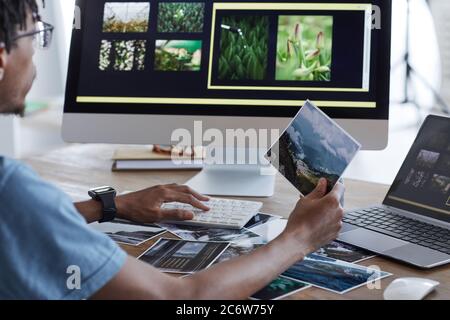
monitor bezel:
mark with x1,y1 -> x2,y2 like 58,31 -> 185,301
64,0 -> 392,120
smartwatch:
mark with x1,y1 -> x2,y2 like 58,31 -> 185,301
88,186 -> 117,223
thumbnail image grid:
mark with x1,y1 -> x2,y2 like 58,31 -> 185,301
277,16 -> 333,81
218,15 -> 269,81
99,40 -> 147,71
430,174 -> 450,195
158,2 -> 205,33
103,2 -> 150,33
155,40 -> 202,71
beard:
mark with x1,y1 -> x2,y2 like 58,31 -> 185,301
0,102 -> 26,117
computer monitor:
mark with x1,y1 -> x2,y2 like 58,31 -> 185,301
63,0 -> 392,196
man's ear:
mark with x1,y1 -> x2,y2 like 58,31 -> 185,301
0,44 -> 7,81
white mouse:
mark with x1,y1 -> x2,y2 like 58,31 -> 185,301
384,277 -> 440,300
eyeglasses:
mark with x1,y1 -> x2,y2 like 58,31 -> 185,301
12,21 -> 54,50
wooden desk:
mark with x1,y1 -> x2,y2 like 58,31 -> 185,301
24,144 -> 450,300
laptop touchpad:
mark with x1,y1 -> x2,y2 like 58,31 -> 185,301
339,229 -> 407,253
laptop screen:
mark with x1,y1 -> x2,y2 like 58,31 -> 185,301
384,115 -> 450,223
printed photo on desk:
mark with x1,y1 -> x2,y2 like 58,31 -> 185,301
315,240 -> 376,263
244,213 -> 282,229
158,223 -> 265,244
214,237 -> 266,264
251,276 -> 312,300
282,254 -> 391,294
139,239 -> 230,274
90,221 -> 165,246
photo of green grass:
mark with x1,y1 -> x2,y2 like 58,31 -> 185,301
218,15 -> 269,81
99,40 -> 147,71
157,2 -> 205,33
103,2 -> 150,33
276,16 -> 333,82
154,40 -> 202,71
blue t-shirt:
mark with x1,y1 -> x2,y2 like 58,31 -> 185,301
0,157 -> 127,300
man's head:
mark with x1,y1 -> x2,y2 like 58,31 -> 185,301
0,0 -> 39,116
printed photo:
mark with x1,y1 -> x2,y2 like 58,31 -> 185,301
139,239 -> 230,273
218,15 -> 269,81
267,101 -> 361,195
90,221 -> 165,246
282,254 -> 391,294
430,174 -> 450,195
158,223 -> 264,244
103,2 -> 150,33
158,2 -> 205,33
315,241 -> 376,263
215,238 -> 265,264
99,39 -> 147,71
154,40 -> 202,71
250,219 -> 288,243
251,276 -> 311,300
415,150 -> 440,169
244,213 -> 281,230
276,16 -> 333,81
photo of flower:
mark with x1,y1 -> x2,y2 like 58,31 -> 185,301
103,2 -> 150,33
157,2 -> 205,33
276,16 -> 333,81
154,40 -> 202,71
99,40 -> 147,71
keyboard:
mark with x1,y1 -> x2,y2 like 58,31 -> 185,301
343,207 -> 450,255
161,198 -> 263,230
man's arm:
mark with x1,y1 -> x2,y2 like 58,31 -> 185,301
75,184 -> 211,224
91,180 -> 345,300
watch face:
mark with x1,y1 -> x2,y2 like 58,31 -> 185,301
91,186 -> 115,194
89,187 -> 116,200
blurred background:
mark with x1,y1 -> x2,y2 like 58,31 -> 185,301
1,0 -> 449,185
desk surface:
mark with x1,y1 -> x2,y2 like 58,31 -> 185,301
24,144 -> 450,300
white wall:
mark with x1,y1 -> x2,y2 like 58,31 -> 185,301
27,0 -> 75,103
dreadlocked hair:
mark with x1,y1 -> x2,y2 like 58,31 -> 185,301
0,0 -> 39,52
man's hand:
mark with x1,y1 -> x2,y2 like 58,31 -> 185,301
282,178 -> 345,258
115,184 -> 210,224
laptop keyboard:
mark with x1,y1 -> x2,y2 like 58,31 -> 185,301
343,207 -> 450,255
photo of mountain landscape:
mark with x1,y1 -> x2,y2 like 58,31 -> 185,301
269,101 -> 360,195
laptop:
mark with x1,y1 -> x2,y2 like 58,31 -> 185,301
339,115 -> 450,269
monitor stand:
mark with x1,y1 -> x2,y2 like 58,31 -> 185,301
186,148 -> 277,198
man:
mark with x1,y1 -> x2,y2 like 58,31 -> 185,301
0,0 -> 345,300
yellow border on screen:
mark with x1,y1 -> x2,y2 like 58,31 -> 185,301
207,2 -> 372,92
76,96 -> 376,108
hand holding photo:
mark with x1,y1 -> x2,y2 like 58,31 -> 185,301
267,100 -> 361,195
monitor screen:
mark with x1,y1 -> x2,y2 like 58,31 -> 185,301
384,116 -> 450,223
65,0 -> 391,119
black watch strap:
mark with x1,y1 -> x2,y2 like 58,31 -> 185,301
89,187 -> 117,223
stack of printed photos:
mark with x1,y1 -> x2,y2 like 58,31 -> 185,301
92,214 -> 391,300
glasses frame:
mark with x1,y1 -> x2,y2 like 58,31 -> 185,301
11,21 -> 54,49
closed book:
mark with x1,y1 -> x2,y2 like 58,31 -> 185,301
112,146 -> 205,171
